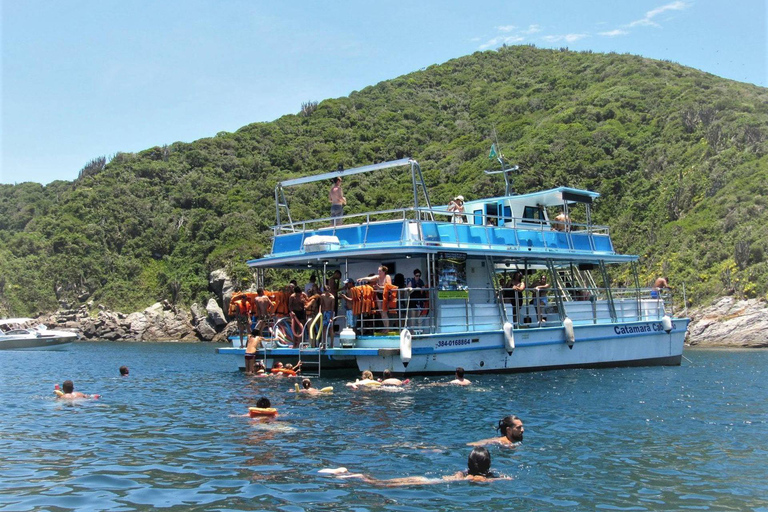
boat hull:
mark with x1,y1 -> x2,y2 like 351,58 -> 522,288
355,318 -> 688,375
220,318 -> 688,375
0,336 -> 75,351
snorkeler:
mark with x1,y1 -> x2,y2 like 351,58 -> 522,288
319,446 -> 507,485
468,415 -> 524,447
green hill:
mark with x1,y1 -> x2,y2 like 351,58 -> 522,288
1,45 -> 767,317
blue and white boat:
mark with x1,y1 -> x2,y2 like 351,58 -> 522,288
219,158 -> 688,375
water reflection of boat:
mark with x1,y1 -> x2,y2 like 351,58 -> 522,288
218,158 -> 688,375
0,318 -> 77,351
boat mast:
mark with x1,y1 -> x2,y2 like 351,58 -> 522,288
483,129 -> 519,196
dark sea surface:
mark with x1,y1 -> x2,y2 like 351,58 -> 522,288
0,342 -> 766,511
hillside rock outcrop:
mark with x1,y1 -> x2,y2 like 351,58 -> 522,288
686,297 -> 768,348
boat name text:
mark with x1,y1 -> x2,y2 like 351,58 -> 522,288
614,323 -> 671,335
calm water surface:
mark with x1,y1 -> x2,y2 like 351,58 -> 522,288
0,343 -> 766,511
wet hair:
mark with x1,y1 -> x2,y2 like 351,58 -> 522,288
362,370 -> 373,380
294,286 -> 302,294
455,367 -> 465,379
256,397 -> 271,408
302,378 -> 312,390
251,328 -> 259,335
496,415 -> 521,437
62,380 -> 74,393
467,446 -> 492,476
333,177 -> 341,184
257,288 -> 265,295
383,369 -> 392,379
119,366 -> 129,376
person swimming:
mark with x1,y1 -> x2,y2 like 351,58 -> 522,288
319,446 -> 506,485
468,415 -> 524,447
346,370 -> 381,389
55,380 -> 99,400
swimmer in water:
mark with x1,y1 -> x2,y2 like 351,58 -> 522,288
294,378 -> 323,395
448,367 -> 471,386
56,380 -> 99,399
320,447 -> 508,485
346,370 -> 381,389
379,369 -> 409,386
468,415 -> 524,447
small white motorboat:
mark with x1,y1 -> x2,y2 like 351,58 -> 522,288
0,318 -> 78,351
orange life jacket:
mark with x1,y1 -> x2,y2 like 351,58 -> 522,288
383,284 -> 399,313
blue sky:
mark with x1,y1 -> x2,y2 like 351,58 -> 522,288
1,0 -> 765,185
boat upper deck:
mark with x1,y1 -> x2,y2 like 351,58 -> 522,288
252,159 -> 633,268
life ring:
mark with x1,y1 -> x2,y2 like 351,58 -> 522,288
248,407 -> 278,417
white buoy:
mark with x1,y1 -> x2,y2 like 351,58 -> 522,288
503,321 -> 515,355
661,315 -> 673,333
563,317 -> 575,349
399,328 -> 412,367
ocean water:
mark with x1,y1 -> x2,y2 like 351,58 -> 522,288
0,342 -> 766,511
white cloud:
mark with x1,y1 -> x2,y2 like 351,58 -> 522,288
542,33 -> 588,43
598,29 -> 629,37
479,35 -> 525,49
496,25 -> 517,33
522,24 -> 541,35
628,1 -> 690,28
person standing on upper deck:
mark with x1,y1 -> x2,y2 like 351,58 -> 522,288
329,177 -> 346,226
447,195 -> 466,223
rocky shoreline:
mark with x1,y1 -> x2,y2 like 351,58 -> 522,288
36,270 -> 768,347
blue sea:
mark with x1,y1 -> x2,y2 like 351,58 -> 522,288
1,342 -> 766,511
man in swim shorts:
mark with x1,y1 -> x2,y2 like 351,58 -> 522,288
320,288 -> 335,346
245,329 -> 263,374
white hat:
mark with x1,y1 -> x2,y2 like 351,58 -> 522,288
454,195 -> 464,202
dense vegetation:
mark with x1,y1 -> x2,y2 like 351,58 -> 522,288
1,45 -> 767,317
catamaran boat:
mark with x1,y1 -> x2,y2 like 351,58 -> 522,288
0,318 -> 78,351
218,158 -> 688,375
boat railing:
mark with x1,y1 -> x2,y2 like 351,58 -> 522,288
269,207 -> 614,256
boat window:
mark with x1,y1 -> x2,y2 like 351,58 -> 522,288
522,205 -> 545,223
473,209 -> 482,225
503,206 -> 512,223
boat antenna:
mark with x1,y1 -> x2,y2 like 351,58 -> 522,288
483,128 -> 519,196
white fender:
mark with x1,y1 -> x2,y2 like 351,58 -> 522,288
563,317 -> 575,349
399,328 -> 412,367
503,321 -> 515,355
661,315 -> 673,333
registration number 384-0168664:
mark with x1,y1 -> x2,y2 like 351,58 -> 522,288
436,338 -> 472,348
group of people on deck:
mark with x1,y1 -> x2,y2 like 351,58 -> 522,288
230,265 -> 429,352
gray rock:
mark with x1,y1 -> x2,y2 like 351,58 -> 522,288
190,303 -> 207,324
196,318 -> 217,341
206,298 -> 227,327
686,297 -> 768,347
209,269 -> 230,298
